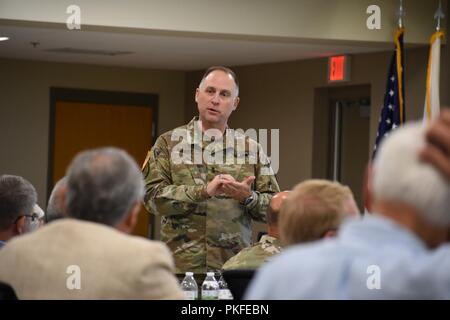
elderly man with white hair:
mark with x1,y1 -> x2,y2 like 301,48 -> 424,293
246,121 -> 450,299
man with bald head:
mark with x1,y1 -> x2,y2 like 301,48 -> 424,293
222,191 -> 290,270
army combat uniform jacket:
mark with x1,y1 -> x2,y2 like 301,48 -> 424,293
221,235 -> 283,270
143,117 -> 280,274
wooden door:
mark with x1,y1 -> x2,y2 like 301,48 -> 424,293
50,89 -> 157,238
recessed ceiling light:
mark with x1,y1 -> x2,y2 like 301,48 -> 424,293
0,37 -> 10,41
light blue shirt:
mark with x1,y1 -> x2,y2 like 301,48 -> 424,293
245,214 -> 450,299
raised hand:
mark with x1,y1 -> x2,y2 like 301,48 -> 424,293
206,174 -> 235,197
221,176 -> 255,202
421,109 -> 450,180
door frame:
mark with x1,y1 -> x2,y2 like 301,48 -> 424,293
48,87 -> 158,238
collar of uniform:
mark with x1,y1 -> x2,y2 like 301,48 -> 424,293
260,234 -> 281,246
186,116 -> 235,152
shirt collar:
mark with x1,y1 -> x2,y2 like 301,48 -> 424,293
339,214 -> 428,253
186,116 -> 235,150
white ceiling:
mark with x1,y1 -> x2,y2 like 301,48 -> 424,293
0,24 -> 393,71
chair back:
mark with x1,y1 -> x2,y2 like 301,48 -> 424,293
222,269 -> 255,300
0,282 -> 18,300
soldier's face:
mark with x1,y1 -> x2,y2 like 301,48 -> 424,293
195,70 -> 239,129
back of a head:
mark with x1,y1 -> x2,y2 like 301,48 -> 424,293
46,177 -> 68,222
266,191 -> 290,227
66,147 -> 144,227
279,179 -> 356,246
372,122 -> 450,227
0,175 -> 37,231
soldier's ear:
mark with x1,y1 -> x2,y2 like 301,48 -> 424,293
195,88 -> 200,103
233,97 -> 240,110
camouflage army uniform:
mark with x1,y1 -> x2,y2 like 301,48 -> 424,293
142,117 -> 280,274
221,235 -> 283,270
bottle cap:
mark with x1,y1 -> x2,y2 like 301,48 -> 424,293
186,272 -> 193,276
206,272 -> 215,276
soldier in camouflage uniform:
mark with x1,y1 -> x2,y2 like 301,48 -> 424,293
142,66 -> 280,274
222,191 -> 289,270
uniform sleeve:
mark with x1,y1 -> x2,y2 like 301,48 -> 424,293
143,136 -> 210,217
245,143 -> 280,222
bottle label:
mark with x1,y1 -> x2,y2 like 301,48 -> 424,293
201,290 -> 218,300
183,290 -> 198,300
219,289 -> 233,300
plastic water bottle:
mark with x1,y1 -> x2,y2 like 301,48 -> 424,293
180,272 -> 198,300
217,271 -> 233,300
201,272 -> 219,300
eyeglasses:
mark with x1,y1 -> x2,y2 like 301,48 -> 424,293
14,213 -> 40,224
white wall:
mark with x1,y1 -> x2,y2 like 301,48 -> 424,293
1,0 -> 446,44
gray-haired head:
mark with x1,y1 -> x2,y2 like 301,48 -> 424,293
66,147 -> 144,226
0,175 -> 37,231
46,176 -> 68,222
373,121 -> 450,227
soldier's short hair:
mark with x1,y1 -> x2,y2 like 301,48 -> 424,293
66,147 -> 144,226
279,180 -> 354,246
199,66 -> 239,94
0,175 -> 37,230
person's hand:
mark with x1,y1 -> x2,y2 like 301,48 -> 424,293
218,174 -> 236,182
420,110 -> 450,180
206,174 -> 235,197
221,176 -> 255,202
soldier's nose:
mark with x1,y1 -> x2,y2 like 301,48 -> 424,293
211,94 -> 220,104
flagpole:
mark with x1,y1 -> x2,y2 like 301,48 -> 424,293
424,0 -> 445,123
397,0 -> 405,28
394,0 -> 405,124
434,0 -> 445,31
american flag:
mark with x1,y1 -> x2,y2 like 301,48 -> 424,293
372,28 -> 406,158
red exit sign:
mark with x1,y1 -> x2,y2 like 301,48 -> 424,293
328,55 -> 351,82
